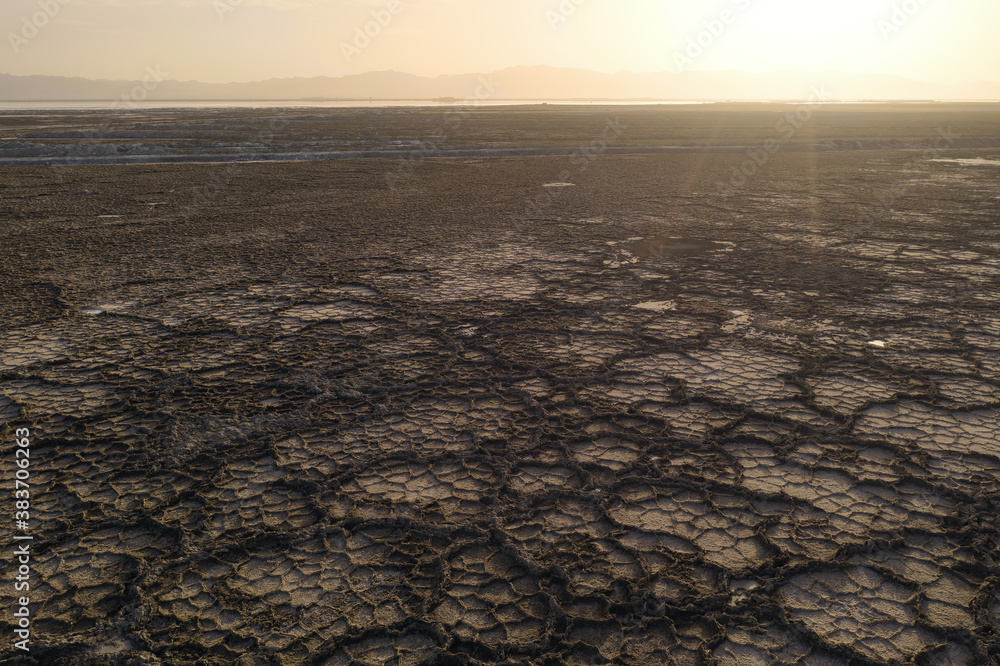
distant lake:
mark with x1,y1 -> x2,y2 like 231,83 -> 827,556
0,99 -> 715,111
3,99 -> 989,113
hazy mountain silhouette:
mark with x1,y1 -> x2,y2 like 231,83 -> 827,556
2,67 -> 998,102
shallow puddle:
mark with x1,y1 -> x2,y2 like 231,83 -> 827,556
633,300 -> 677,312
929,158 -> 1000,166
82,301 -> 136,315
626,236 -> 732,258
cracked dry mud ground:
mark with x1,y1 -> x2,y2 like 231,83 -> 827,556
2,107 -> 1000,665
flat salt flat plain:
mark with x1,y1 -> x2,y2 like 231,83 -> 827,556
1,104 -> 1000,664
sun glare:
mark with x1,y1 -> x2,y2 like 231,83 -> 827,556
560,0 -> 900,76
739,0 -> 884,65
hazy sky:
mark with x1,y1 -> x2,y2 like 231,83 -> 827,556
2,0 -> 999,83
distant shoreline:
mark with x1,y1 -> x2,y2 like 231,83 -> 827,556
2,98 -> 999,112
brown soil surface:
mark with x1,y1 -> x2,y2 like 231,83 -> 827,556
1,105 -> 999,664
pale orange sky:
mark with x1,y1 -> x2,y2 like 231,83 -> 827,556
2,0 -> 999,84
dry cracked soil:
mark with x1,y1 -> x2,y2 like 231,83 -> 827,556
1,105 -> 1000,665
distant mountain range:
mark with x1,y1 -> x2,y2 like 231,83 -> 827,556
2,67 -> 999,102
